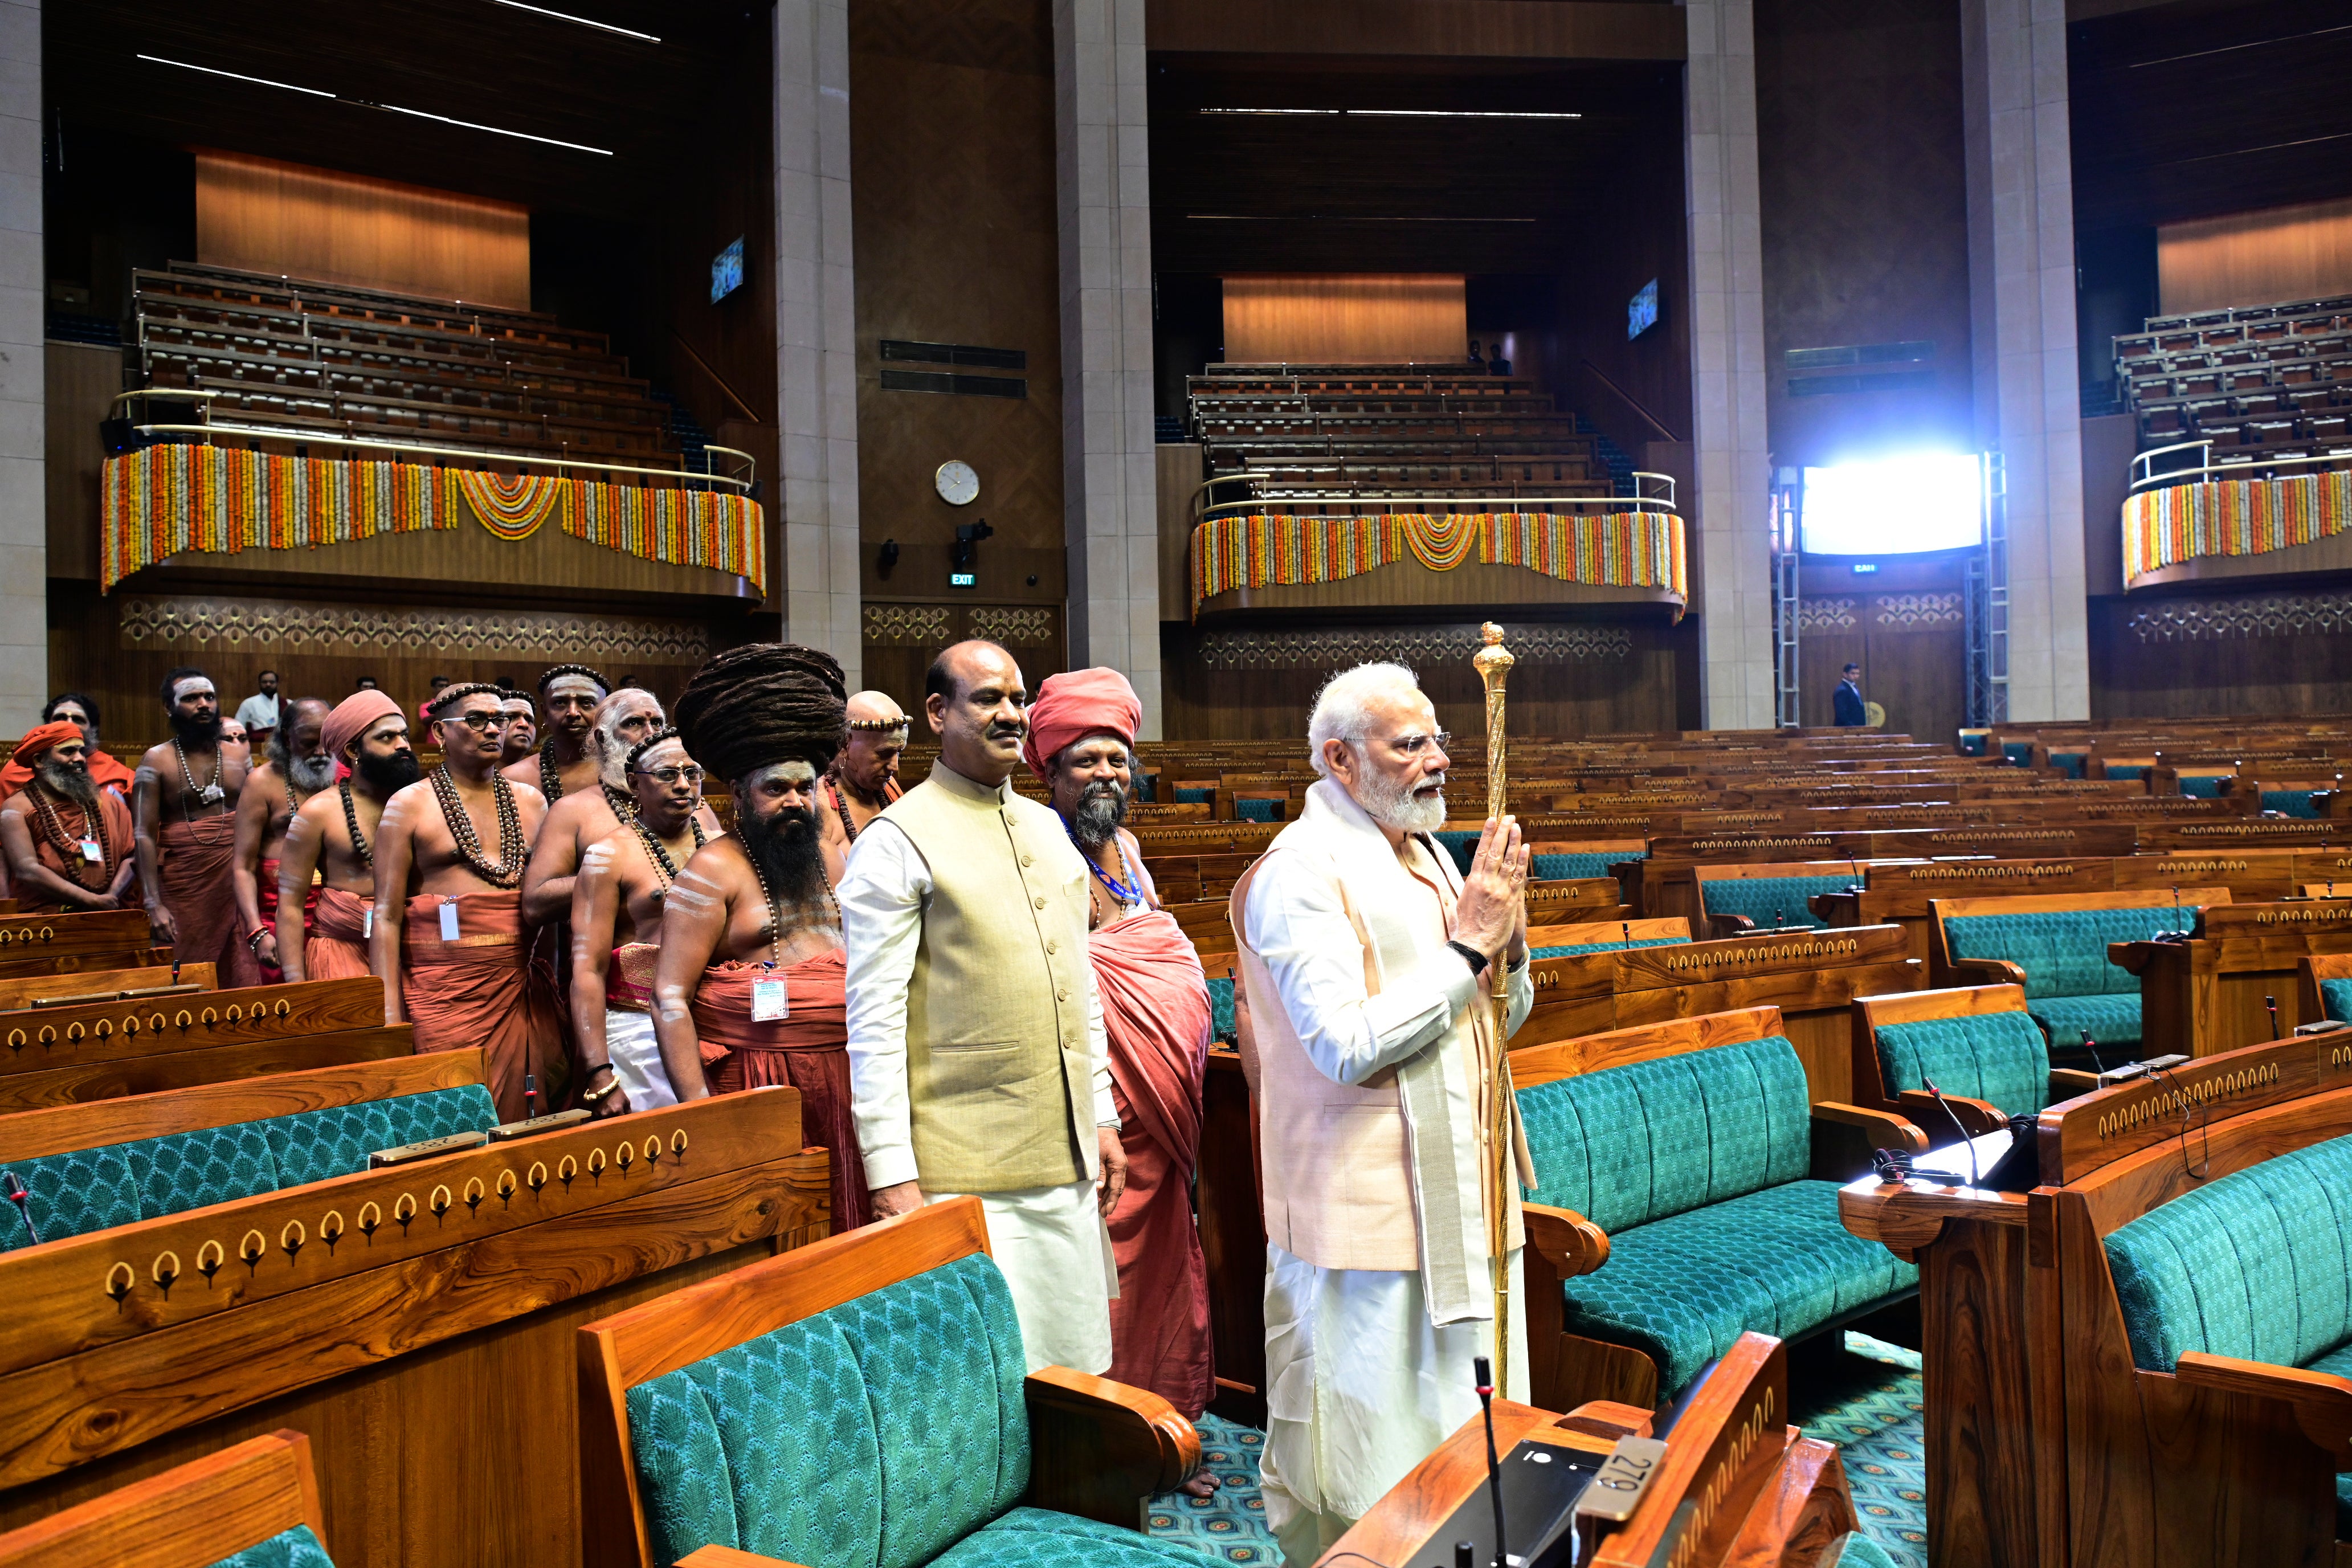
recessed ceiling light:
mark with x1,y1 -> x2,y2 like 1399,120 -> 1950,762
136,54 -> 614,155
484,0 -> 661,44
1199,107 -> 1580,120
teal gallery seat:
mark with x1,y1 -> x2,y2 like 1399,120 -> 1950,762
0,1429 -> 339,1568
1698,873 -> 1852,932
2324,977 -> 2352,1023
2102,1130 -> 2352,1532
1872,1006 -> 2054,1114
1941,900 -> 2208,1050
582,1196 -> 1199,1568
1517,1027 -> 1917,1404
1531,936 -> 1688,959
0,1085 -> 495,1252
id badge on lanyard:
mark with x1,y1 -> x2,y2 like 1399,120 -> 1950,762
77,839 -> 101,863
438,900 -> 461,941
752,975 -> 790,1022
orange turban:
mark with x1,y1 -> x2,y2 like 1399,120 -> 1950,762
322,689 -> 404,763
1021,667 -> 1141,780
9,722 -> 84,771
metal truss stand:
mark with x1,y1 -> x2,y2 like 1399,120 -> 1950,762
1964,450 -> 2009,725
1770,468 -> 1802,729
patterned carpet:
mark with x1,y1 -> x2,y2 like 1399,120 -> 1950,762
1147,1415 -> 1277,1563
1794,1333 -> 1929,1568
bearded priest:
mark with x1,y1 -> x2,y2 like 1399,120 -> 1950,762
1230,660 -> 1534,1566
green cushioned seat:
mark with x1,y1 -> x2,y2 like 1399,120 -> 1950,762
2050,753 -> 2088,779
2105,764 -> 2148,781
1530,937 -> 1688,959
2027,993 -> 2143,1050
1700,875 -> 1851,931
1436,830 -> 1480,875
1205,976 -> 1236,1042
2264,789 -> 2320,818
1830,1533 -> 1901,1568
1235,798 -> 1280,822
2002,742 -> 2033,766
1174,787 -> 1212,805
2177,775 -> 2227,798
1558,1181 -> 1917,1396
1873,1009 -> 2051,1113
204,1524 -> 337,1568
1944,905 -> 2199,1053
1533,852 -> 1637,883
1959,733 -> 1988,756
2322,978 -> 2352,1023
0,1085 -> 499,1253
623,1252 -> 1178,1568
1517,1034 -> 1917,1394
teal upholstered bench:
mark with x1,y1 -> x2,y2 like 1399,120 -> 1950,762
2308,955 -> 2352,1026
1513,1007 -> 1923,1411
1933,889 -> 2228,1051
0,1055 -> 503,1253
2102,1130 -> 2352,1537
1850,983 -> 2107,1134
1696,862 -> 1864,934
581,1195 -> 1198,1568
0,1429 -> 338,1568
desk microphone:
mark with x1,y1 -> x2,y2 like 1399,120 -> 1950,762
1621,921 -> 1632,950
2267,995 -> 2281,1041
1920,1078 -> 1979,1188
4,1171 -> 39,1246
2079,1029 -> 2109,1078
524,1073 -> 538,1118
1475,1355 -> 1508,1568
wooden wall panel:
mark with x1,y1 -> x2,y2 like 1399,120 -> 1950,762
1159,618 -> 1680,741
43,342 -> 120,583
1220,275 -> 1467,365
860,602 -> 1067,722
1794,552 -> 1967,738
2158,197 -> 2352,315
2089,586 -> 2352,720
195,152 -> 530,309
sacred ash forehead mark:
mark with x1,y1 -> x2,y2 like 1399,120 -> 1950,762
756,760 -> 819,785
173,677 -> 217,701
546,675 -> 606,700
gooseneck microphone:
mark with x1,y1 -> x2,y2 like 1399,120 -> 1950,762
4,1171 -> 39,1246
524,1073 -> 538,1118
1920,1077 -> 1979,1188
1475,1354 -> 1508,1568
2267,995 -> 2282,1042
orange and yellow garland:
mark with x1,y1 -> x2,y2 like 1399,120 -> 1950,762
2123,466 -> 2352,586
1189,511 -> 1686,619
101,446 -> 765,593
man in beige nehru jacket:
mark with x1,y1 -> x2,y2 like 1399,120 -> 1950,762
840,639 -> 1126,1373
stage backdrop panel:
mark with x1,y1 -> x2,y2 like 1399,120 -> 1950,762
195,150 -> 530,309
1221,273 -> 1467,365
2158,197 -> 2352,316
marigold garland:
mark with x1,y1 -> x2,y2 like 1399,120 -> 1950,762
2123,467 -> 2352,586
101,446 -> 765,593
1189,511 -> 1687,619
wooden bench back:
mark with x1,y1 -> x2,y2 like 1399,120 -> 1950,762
2296,953 -> 2352,1026
1929,887 -> 2232,982
1510,1006 -> 1785,1089
0,1430 -> 326,1568
0,963 -> 214,1013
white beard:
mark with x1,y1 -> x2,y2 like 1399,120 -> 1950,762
1355,765 -> 1446,834
287,754 -> 337,794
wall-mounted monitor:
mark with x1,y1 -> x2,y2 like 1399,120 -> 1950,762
710,237 -> 746,304
1799,452 -> 1983,555
1628,279 -> 1659,340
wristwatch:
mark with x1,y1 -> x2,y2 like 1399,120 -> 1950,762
1447,940 -> 1491,978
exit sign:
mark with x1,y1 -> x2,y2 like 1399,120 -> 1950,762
949,572 -> 976,587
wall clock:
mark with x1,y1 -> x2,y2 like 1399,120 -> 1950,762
935,460 -> 979,506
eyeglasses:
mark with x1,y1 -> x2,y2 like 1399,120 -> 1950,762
1389,731 -> 1452,757
444,711 -> 509,733
636,764 -> 706,786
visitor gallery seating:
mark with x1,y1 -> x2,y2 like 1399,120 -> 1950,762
577,1195 -> 1198,1568
1512,1006 -> 1924,1411
0,1429 -> 334,1568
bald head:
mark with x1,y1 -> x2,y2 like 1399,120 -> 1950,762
924,640 -> 1027,787
838,690 -> 910,801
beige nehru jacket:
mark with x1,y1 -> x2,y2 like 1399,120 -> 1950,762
863,764 -> 1102,1193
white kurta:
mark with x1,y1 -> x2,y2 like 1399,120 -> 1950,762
603,1010 -> 679,1110
840,805 -> 1121,1374
1242,817 -> 1535,1562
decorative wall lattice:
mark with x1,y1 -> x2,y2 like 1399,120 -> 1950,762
117,597 -> 713,662
969,606 -> 1056,645
2126,591 -> 2352,642
1873,593 -> 1963,629
1796,598 -> 1859,632
862,604 -> 953,647
1197,623 -> 1632,671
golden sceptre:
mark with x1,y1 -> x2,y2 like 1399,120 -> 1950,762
1471,622 -> 1517,1394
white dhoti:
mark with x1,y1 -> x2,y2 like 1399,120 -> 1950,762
604,1009 -> 679,1112
1260,1242 -> 1529,1567
932,1178 -> 1117,1374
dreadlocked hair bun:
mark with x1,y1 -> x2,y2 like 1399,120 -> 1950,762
673,643 -> 847,786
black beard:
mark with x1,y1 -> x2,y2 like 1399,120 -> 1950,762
1068,780 -> 1128,851
736,803 -> 825,904
169,710 -> 223,746
38,761 -> 96,806
357,750 -> 423,795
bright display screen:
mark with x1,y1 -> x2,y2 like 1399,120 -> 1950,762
1799,453 -> 1983,555
1628,279 -> 1658,340
710,237 -> 745,304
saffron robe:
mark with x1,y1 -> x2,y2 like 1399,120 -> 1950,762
402,888 -> 564,1120
159,815 -> 262,986
695,950 -> 868,1232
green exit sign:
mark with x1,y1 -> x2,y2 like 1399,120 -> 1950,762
949,572 -> 976,587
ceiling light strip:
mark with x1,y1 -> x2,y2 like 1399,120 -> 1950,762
484,0 -> 662,43
136,54 -> 613,156
1199,107 -> 1581,120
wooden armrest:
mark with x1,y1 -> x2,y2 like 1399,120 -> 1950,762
1812,1102 -> 1930,1153
2175,1353 -> 2352,1464
1523,1202 -> 1610,1279
1946,957 -> 2029,988
679,1547 -> 806,1567
1896,1089 -> 2006,1138
1808,891 -> 1859,926
1705,913 -> 1756,940
1024,1365 -> 1199,1526
2047,1067 -> 2102,1097
1811,1101 -> 1926,1179
1555,1400 -> 1653,1442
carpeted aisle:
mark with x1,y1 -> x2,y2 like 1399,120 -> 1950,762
1793,1333 -> 1929,1568
1148,1414 -> 1277,1562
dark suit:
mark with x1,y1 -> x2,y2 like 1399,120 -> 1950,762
1834,679 -> 1868,726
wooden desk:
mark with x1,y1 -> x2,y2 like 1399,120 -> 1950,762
2109,899 -> 2352,1059
1319,1401 -> 1610,1568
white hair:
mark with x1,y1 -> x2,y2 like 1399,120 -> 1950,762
1306,662 -> 1423,777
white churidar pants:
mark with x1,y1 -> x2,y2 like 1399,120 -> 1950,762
930,1178 -> 1117,1374
604,1010 -> 679,1111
